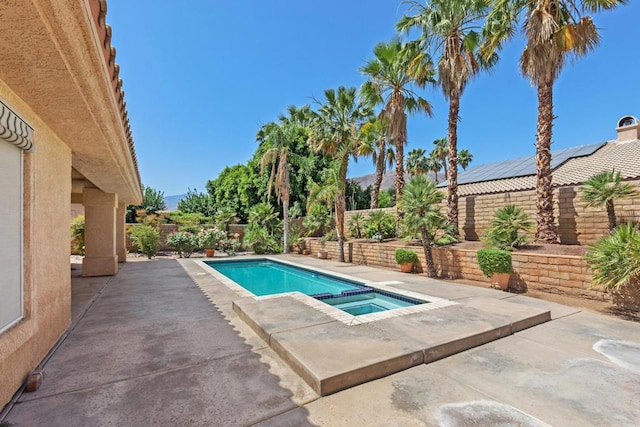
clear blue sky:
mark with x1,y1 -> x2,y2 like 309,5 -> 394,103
108,1 -> 640,197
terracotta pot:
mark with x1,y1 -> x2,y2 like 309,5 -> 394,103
205,248 -> 215,258
317,250 -> 328,259
302,249 -> 311,255
399,262 -> 414,273
491,272 -> 511,291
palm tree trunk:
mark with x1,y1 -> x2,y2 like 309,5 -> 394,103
371,142 -> 385,209
336,158 -> 349,262
419,225 -> 436,277
335,194 -> 345,262
606,200 -> 616,232
395,123 -> 406,235
446,92 -> 460,236
535,80 -> 559,244
282,196 -> 289,254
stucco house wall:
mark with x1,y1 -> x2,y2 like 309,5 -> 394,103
0,0 -> 142,409
0,81 -> 73,409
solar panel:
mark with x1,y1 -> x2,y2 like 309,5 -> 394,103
437,142 -> 605,187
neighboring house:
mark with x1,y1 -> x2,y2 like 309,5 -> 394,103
438,116 -> 640,244
0,0 -> 141,409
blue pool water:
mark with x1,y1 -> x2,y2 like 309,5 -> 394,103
207,259 -> 361,296
207,259 -> 425,316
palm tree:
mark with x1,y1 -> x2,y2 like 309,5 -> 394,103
406,148 -> 430,176
483,0 -> 626,243
258,121 -> 303,253
360,39 -> 435,232
427,150 -> 443,183
458,148 -> 473,170
399,0 -> 496,237
359,117 -> 395,209
399,175 -> 446,277
581,171 -> 636,232
308,86 -> 372,262
431,137 -> 449,179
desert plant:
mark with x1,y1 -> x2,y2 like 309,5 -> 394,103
482,205 -> 533,250
584,223 -> 640,308
348,213 -> 365,238
395,248 -> 418,265
303,204 -> 332,236
244,225 -> 280,254
364,210 -> 396,241
167,231 -> 199,258
129,225 -> 160,259
581,171 -> 636,232
70,215 -> 85,255
476,249 -> 513,278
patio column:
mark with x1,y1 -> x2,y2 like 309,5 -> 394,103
116,202 -> 127,263
82,188 -> 118,276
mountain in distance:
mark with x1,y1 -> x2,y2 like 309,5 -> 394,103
163,194 -> 186,211
350,169 -> 437,190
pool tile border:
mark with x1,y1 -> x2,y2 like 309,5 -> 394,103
194,257 -> 457,325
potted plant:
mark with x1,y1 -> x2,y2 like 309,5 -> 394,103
395,248 -> 418,273
197,227 -> 226,258
317,236 -> 329,259
476,248 -> 513,291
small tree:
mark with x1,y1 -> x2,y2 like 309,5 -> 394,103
127,185 -> 166,223
177,188 -> 216,218
129,225 -> 160,259
399,175 -> 445,277
581,171 -> 636,232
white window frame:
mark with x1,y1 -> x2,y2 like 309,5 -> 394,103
0,99 -> 31,334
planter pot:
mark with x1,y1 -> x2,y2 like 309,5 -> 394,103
399,262 -> 414,273
491,272 -> 511,291
302,249 -> 311,255
204,248 -> 215,258
317,250 -> 328,259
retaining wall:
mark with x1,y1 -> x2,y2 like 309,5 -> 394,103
304,238 -> 606,301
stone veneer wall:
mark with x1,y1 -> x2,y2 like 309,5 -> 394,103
304,239 -> 605,301
342,181 -> 640,245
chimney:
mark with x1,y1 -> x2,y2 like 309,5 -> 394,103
616,115 -> 640,142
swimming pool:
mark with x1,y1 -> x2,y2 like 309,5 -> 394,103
206,259 -> 424,315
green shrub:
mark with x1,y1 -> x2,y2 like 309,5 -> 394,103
347,213 -> 365,238
167,231 -> 199,258
395,248 -> 418,265
584,223 -> 640,307
482,205 -> 533,250
364,210 -> 396,240
70,215 -> 85,255
129,225 -> 160,259
197,227 -> 227,250
219,235 -> 242,256
476,249 -> 513,278
244,225 -> 279,254
303,204 -> 331,236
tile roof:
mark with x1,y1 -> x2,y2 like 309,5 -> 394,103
451,139 -> 640,196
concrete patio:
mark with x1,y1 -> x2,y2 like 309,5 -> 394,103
3,255 -> 640,426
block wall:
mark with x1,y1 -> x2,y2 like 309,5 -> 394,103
303,239 -> 606,301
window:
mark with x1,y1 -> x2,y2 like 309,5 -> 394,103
0,100 -> 32,333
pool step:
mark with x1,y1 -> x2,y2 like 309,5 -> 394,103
233,294 -> 550,396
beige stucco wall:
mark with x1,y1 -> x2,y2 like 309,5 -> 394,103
0,82 -> 72,408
